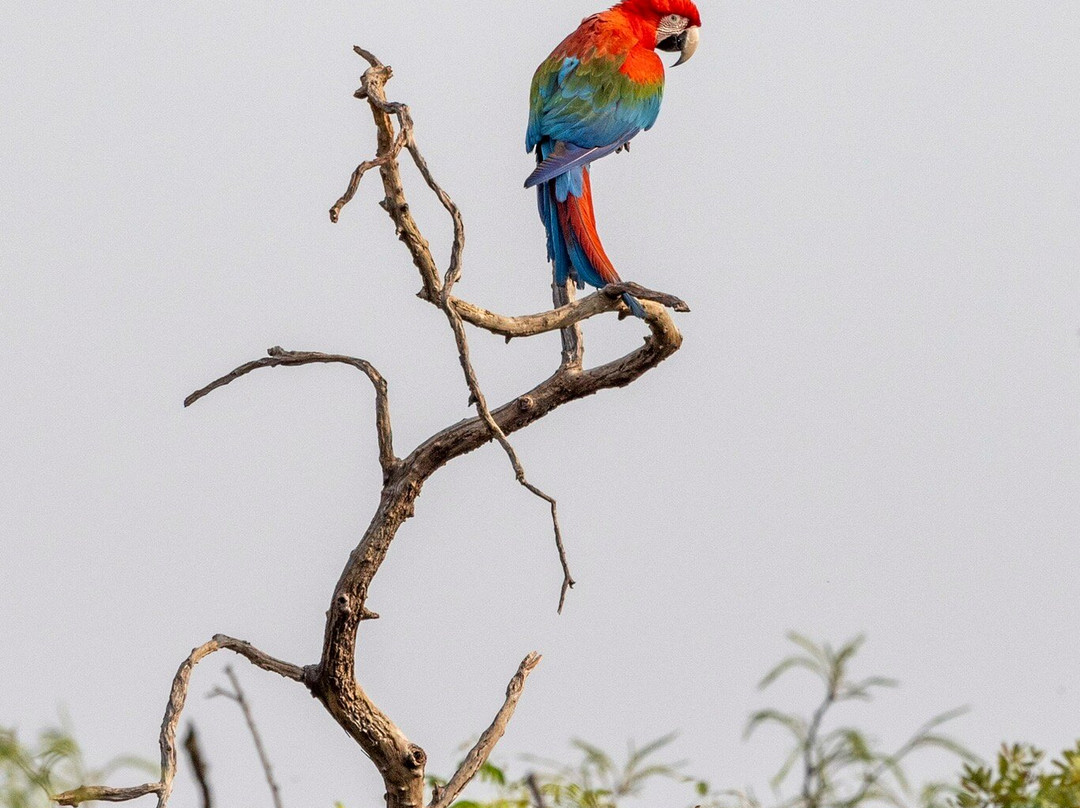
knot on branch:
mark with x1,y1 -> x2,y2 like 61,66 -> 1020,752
362,64 -> 393,86
405,744 -> 427,770
302,664 -> 322,691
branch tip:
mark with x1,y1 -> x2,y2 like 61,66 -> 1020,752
429,653 -> 543,808
353,46 -> 383,68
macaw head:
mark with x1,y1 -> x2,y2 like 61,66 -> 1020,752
617,0 -> 702,66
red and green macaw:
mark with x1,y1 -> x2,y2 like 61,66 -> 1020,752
526,0 -> 702,318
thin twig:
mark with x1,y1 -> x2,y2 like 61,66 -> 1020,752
444,304 -> 576,611
210,667 -> 285,808
802,686 -> 835,808
183,726 -> 213,808
839,708 -> 971,808
429,653 -> 543,808
329,140 -> 405,224
185,347 -> 398,481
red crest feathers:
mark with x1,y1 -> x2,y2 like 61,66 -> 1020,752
614,0 -> 702,28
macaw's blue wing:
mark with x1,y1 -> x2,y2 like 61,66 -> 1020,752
526,53 -> 662,160
524,134 -> 639,189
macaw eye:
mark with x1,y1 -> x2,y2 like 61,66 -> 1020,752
659,14 -> 687,34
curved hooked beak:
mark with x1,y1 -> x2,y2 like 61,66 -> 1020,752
657,25 -> 700,66
672,25 -> 700,66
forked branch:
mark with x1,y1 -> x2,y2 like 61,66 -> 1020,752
64,44 -> 686,808
54,635 -> 302,808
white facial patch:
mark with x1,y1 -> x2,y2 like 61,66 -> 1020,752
656,14 -> 690,39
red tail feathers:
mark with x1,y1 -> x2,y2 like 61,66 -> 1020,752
555,170 -> 622,287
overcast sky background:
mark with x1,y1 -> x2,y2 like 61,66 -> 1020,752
2,2 -> 1078,806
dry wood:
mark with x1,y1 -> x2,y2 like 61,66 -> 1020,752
430,653 -> 542,808
60,46 -> 686,808
55,635 -> 301,807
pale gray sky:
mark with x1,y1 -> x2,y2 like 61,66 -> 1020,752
2,2 -> 1078,806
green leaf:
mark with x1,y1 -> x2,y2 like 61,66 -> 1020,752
743,709 -> 807,743
479,761 -> 507,786
786,632 -> 830,669
769,745 -> 803,792
913,734 -> 978,763
758,656 -> 827,690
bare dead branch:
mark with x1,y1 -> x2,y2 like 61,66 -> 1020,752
394,103 -> 465,298
443,302 -> 576,611
329,137 -> 406,225
429,653 -> 543,808
335,62 -> 442,301
603,282 -> 691,312
184,347 -> 398,480
54,784 -> 163,806
347,52 -> 593,612
553,279 -> 584,370
407,298 -> 682,475
183,726 -> 213,808
56,637 -> 302,808
327,52 -> 688,619
450,291 -> 616,339
210,667 -> 285,808
353,46 -> 383,69
213,634 -> 306,682
448,280 -> 687,341
156,640 -> 215,808
71,43 -> 685,808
